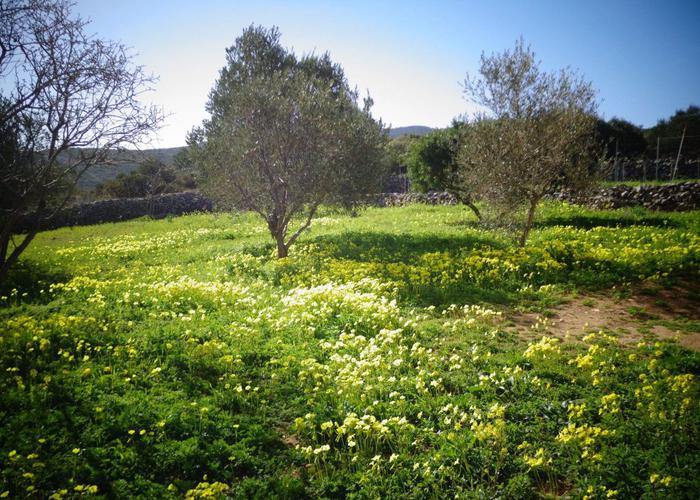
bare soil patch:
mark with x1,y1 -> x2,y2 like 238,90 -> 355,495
510,282 -> 700,351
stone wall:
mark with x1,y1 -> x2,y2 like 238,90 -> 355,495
553,182 -> 700,211
610,158 -> 700,182
15,183 -> 700,234
16,191 -> 213,233
379,183 -> 700,211
376,192 -> 458,206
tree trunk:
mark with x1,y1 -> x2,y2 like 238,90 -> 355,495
275,233 -> 288,258
465,200 -> 482,221
519,199 -> 538,247
453,192 -> 481,221
0,230 -> 37,288
0,262 -> 10,288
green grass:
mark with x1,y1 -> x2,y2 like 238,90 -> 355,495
1,202 -> 699,498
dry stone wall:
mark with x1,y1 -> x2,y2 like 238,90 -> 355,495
14,183 -> 700,234
376,192 -> 458,206
553,182 -> 700,211
380,183 -> 700,211
15,191 -> 212,233
610,158 -> 700,182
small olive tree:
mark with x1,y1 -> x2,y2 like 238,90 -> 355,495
189,26 -> 387,258
459,38 -> 602,246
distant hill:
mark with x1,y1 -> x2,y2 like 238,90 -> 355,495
388,126 -> 433,138
74,131 -> 432,190
72,147 -> 185,190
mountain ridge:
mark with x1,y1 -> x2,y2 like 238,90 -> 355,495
74,125 -> 435,190
388,125 -> 433,138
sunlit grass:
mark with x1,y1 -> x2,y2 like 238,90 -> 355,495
1,202 -> 698,498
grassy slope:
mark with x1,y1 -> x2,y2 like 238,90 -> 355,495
1,203 -> 699,498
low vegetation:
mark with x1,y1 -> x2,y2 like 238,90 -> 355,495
1,202 -> 698,498
2,7 -> 699,499
94,159 -> 196,200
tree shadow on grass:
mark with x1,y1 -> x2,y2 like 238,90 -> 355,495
308,230 -> 507,264
401,281 -> 514,307
449,213 -> 681,231
0,259 -> 69,303
534,214 -> 681,230
304,231 -> 515,307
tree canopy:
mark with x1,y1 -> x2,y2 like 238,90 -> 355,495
458,38 -> 602,246
596,118 -> 647,158
406,128 -> 458,193
404,124 -> 482,218
0,0 -> 161,284
645,105 -> 700,158
189,26 -> 387,258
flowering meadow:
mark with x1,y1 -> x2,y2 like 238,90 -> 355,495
1,203 -> 699,498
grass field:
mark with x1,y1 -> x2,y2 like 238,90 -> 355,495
1,203 -> 699,498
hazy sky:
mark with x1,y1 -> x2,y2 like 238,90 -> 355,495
75,0 -> 700,148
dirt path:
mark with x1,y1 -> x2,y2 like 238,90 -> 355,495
510,283 -> 700,351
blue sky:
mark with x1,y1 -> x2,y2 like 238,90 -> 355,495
76,0 -> 700,147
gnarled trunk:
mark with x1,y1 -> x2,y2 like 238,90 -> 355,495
0,208 -> 38,288
275,232 -> 288,258
465,199 -> 482,221
0,230 -> 37,288
519,198 -> 539,247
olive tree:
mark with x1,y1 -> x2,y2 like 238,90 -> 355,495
405,124 -> 481,219
188,26 -> 387,258
0,0 -> 161,284
458,38 -> 602,246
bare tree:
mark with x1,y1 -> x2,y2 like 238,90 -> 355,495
0,0 -> 162,284
188,26 -> 387,258
458,38 -> 602,246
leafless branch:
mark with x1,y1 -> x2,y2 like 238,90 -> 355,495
0,0 -> 162,284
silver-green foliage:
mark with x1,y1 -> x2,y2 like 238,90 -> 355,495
459,37 -> 603,246
188,26 -> 387,257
